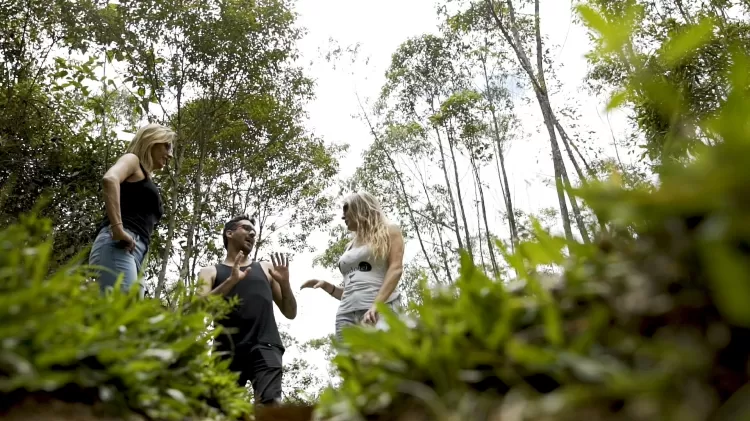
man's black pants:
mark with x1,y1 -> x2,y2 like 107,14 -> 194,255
225,343 -> 284,405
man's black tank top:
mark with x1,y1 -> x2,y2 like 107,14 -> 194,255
98,163 -> 164,244
213,262 -> 283,353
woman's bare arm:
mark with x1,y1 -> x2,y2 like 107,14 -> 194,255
373,225 -> 405,304
102,154 -> 140,228
327,283 -> 344,300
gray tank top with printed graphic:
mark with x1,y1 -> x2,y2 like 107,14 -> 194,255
337,242 -> 400,315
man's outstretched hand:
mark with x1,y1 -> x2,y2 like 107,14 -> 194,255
269,252 -> 290,285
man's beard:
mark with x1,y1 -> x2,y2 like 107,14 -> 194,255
241,241 -> 254,255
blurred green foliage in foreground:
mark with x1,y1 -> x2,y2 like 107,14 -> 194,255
316,5 -> 750,421
0,207 -> 252,420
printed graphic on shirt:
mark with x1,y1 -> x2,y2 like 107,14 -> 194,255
358,261 -> 372,272
344,261 -> 373,279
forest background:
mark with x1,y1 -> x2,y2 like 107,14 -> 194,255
2,0 -> 745,404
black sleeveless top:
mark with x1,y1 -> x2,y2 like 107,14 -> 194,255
213,262 -> 283,353
98,163 -> 164,244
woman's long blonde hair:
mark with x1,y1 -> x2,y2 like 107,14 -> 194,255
125,123 -> 176,173
346,191 -> 391,260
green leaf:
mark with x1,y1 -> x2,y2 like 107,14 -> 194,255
701,241 -> 750,327
0,214 -> 252,419
505,339 -> 557,367
606,89 -> 629,111
661,18 -> 715,67
576,5 -> 609,38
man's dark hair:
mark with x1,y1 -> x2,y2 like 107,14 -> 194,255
222,215 -> 256,249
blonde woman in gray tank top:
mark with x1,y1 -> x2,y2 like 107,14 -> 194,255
300,191 -> 405,341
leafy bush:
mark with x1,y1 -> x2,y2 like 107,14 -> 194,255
315,9 -> 750,421
0,210 -> 252,420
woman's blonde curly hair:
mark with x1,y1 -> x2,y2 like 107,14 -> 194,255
345,191 -> 391,260
125,123 -> 176,173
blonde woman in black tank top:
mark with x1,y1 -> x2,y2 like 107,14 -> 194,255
88,124 -> 175,298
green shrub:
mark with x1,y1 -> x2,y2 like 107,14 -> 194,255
0,211 -> 252,420
315,10 -> 750,421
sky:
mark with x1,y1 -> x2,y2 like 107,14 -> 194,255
281,0 -> 445,343
272,0 -> 632,378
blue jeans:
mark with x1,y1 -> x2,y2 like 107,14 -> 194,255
88,226 -> 147,298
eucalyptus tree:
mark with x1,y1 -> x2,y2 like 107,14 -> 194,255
447,0 -> 592,242
434,90 -> 501,276
380,34 -> 471,256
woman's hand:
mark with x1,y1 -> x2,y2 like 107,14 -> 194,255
362,304 -> 379,325
301,279 -> 343,300
300,279 -> 331,292
111,226 -> 136,252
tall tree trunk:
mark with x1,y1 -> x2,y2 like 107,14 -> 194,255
534,0 -> 590,242
471,155 -> 500,276
474,179 -> 487,273
554,117 -> 603,235
357,93 -> 443,284
101,48 -> 111,171
554,118 -> 595,178
430,98 -> 465,253
495,130 -> 517,245
253,204 -> 268,262
478,50 -> 519,246
190,245 -> 201,289
154,169 -> 179,299
385,151 -> 442,284
417,171 -> 453,281
190,181 -> 215,281
532,0 -> 582,242
179,110 -> 209,286
537,95 -> 574,241
485,0 -> 578,240
432,126 -> 465,252
493,147 -> 515,250
560,168 -> 591,243
446,128 -> 474,258
154,66 -> 185,300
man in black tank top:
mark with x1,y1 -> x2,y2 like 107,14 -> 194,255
197,216 -> 298,406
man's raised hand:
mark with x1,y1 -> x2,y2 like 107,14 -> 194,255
269,252 -> 290,285
229,251 -> 251,284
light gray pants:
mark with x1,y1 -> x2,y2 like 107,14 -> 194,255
335,300 -> 401,342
